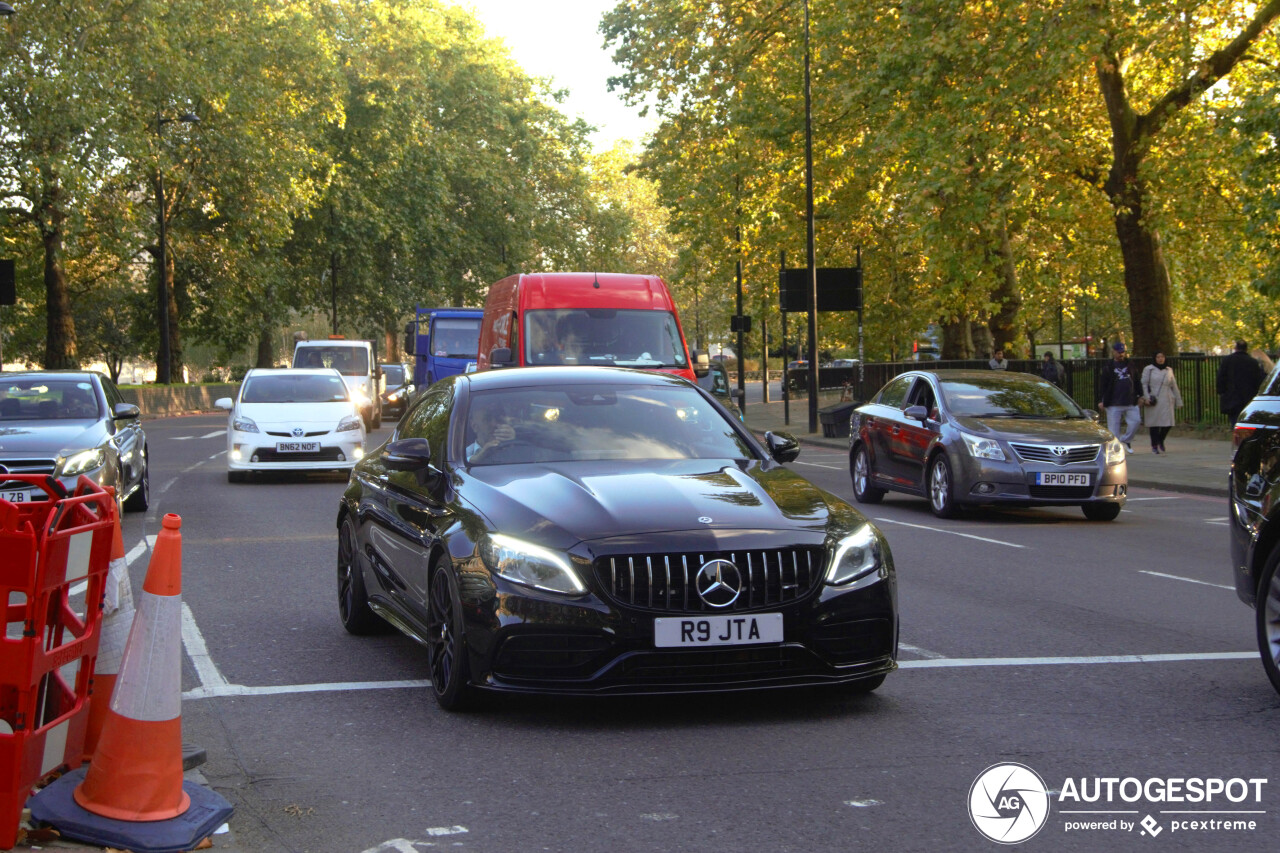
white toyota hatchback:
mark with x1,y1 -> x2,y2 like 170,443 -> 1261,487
216,368 -> 366,482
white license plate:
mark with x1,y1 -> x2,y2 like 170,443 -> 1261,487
1,489 -> 31,503
654,613 -> 784,648
275,441 -> 320,453
1036,472 -> 1091,486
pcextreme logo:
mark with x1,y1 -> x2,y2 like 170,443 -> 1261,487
969,764 -> 1269,844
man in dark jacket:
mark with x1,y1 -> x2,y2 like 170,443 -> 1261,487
1098,341 -> 1140,452
1041,351 -> 1063,387
1217,340 -> 1266,425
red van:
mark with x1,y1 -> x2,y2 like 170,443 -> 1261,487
476,272 -> 701,382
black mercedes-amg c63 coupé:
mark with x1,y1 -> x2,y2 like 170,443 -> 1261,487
336,366 -> 897,709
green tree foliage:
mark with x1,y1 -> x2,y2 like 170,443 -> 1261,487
603,0 -> 1280,359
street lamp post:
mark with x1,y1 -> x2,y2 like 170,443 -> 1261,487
154,110 -> 198,384
803,0 -> 819,434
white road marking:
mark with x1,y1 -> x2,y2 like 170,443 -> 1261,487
177,651 -> 1256,701
170,436 -> 196,441
183,679 -> 431,700
1204,518 -> 1229,525
845,800 -> 882,808
640,814 -> 678,821
360,840 -> 436,853
898,651 -> 1254,669
794,460 -> 844,470
899,642 -> 946,659
872,517 -> 1026,549
200,430 -> 226,439
1126,497 -> 1182,501
70,536 -> 152,596
1139,570 -> 1235,591
423,826 -> 467,837
181,602 -> 230,692
170,431 -> 225,441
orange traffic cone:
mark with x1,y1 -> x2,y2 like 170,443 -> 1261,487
73,513 -> 189,820
82,498 -> 135,762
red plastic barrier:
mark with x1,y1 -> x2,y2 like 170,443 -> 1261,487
0,475 -> 115,849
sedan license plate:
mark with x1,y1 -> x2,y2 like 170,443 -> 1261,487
1,489 -> 31,503
1036,472 -> 1091,486
275,441 -> 320,453
654,613 -> 783,648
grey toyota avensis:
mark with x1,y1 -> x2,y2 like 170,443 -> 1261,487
849,370 -> 1128,520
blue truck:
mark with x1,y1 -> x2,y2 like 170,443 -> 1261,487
404,306 -> 484,387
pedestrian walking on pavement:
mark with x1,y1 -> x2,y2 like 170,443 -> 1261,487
988,349 -> 1008,370
1216,340 -> 1266,426
1098,341 -> 1141,452
1141,351 -> 1182,454
1041,351 -> 1063,387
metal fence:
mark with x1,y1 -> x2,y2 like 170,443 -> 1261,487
786,355 -> 1240,427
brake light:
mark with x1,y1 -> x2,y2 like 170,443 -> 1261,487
1234,423 -> 1262,449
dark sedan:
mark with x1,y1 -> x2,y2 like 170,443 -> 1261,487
849,370 -> 1127,520
0,371 -> 149,512
1227,365 -> 1280,695
336,367 -> 897,709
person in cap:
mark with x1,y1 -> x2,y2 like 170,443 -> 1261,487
1217,340 -> 1266,426
1098,341 -> 1141,452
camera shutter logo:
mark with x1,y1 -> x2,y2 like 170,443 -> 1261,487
968,763 -> 1050,844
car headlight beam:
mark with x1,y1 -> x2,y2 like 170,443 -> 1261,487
961,432 -> 1006,461
483,534 -> 586,595
58,447 -> 106,477
826,524 -> 884,586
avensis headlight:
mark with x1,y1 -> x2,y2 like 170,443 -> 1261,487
826,524 -> 887,586
961,432 -> 1006,461
58,447 -> 106,476
483,534 -> 586,595
336,415 -> 362,433
232,415 -> 259,434
1105,438 -> 1125,464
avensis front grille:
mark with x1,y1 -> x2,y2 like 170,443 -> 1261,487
594,547 -> 824,613
1009,443 -> 1100,466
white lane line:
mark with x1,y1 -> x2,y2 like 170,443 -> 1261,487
872,517 -> 1026,549
794,460 -> 844,470
183,679 -> 431,700
1139,570 -> 1235,591
899,651 -> 1254,669
1126,497 -> 1183,501
200,430 -> 226,439
70,536 -> 153,596
1204,518 -> 1229,526
178,652 -> 1256,701
169,436 -> 195,441
899,642 -> 946,659
181,602 -> 230,691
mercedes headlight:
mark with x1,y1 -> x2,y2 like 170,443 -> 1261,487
233,415 -> 259,434
483,534 -> 586,595
961,432 -> 1006,461
1105,438 -> 1125,464
826,524 -> 885,586
336,415 -> 362,433
58,447 -> 106,476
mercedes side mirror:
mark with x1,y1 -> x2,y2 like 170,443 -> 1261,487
764,431 -> 801,464
384,437 -> 448,493
112,402 -> 142,420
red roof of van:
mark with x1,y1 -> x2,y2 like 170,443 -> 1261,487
517,272 -> 675,311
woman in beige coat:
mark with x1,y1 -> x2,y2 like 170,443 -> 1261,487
1142,352 -> 1182,454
